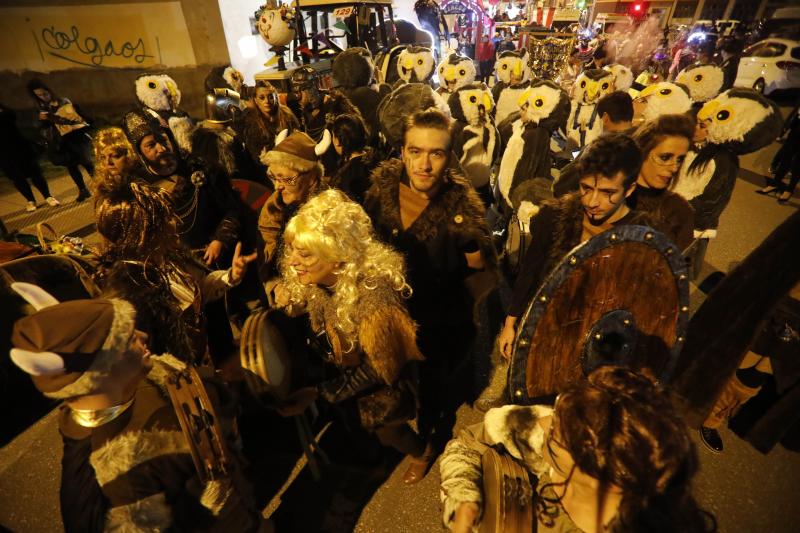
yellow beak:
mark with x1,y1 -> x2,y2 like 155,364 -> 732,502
697,100 -> 719,122
639,84 -> 660,98
483,93 -> 493,111
403,59 -> 413,70
517,88 -> 531,107
513,62 -> 522,77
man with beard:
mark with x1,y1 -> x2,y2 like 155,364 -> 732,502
365,109 -> 497,484
499,133 -> 655,358
121,110 -> 241,265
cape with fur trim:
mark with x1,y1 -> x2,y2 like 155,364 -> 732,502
364,159 -> 497,329
58,356 -> 259,531
305,283 -> 423,430
506,193 -> 658,318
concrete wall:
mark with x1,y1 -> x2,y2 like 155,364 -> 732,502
0,0 -> 230,127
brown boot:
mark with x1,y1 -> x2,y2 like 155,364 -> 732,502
703,375 -> 761,430
402,442 -> 435,485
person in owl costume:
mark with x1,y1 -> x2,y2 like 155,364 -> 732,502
436,53 -> 477,99
497,79 -> 570,215
448,82 -> 499,205
395,46 -> 436,88
675,63 -> 726,111
632,81 -> 692,125
566,69 -> 615,148
672,88 -> 782,279
204,65 -> 246,96
603,63 -> 634,92
134,73 -> 194,155
492,49 -> 533,126
332,47 -> 383,146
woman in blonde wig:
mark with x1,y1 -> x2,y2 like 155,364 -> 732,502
276,189 -> 433,481
91,127 -> 140,197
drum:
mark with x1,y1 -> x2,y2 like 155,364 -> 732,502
509,225 -> 689,403
479,447 -> 534,533
165,364 -> 230,483
240,309 -> 292,401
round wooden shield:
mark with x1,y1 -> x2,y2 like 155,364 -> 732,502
508,225 -> 690,403
240,310 -> 292,401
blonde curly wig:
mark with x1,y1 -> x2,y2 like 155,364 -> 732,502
92,127 -> 138,198
279,189 -> 411,341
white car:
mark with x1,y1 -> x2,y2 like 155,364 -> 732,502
735,38 -> 800,94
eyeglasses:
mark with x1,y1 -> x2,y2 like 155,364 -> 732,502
649,151 -> 685,169
267,170 -> 303,186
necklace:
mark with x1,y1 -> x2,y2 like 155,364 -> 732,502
70,397 -> 134,428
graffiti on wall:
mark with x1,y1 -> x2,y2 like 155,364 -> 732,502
38,25 -> 154,68
0,2 -> 196,72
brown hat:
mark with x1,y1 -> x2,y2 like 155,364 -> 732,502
10,284 -> 136,399
260,130 -> 328,174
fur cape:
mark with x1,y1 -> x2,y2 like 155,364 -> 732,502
540,193 -> 658,282
58,355 -> 255,531
365,159 -> 497,275
305,283 -> 423,385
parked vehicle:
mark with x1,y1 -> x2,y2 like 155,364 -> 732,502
734,38 -> 800,95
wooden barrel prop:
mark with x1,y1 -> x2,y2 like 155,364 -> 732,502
240,309 -> 292,401
508,225 -> 689,403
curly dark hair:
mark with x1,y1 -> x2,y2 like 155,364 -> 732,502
576,133 -> 642,188
540,366 -> 716,533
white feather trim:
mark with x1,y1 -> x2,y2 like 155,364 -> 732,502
672,150 -> 716,201
168,116 -> 194,154
497,120 -> 525,206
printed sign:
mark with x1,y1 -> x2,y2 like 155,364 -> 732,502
333,7 -> 354,18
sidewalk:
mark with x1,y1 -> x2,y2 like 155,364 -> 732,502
0,161 -> 100,247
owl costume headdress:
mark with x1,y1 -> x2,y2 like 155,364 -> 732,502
396,46 -> 436,86
675,63 -> 726,105
673,88 -> 783,236
134,74 -> 194,154
449,83 -> 499,199
436,53 -> 476,97
497,79 -> 570,212
492,49 -> 533,125
567,68 -> 615,147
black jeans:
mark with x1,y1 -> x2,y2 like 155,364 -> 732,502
0,153 -> 51,202
768,129 -> 800,195
60,130 -> 94,191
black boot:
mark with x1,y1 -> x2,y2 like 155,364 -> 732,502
699,426 -> 723,453
75,188 -> 91,202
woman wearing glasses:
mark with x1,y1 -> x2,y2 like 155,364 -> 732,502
440,366 -> 716,533
257,131 -> 327,287
630,114 -> 695,251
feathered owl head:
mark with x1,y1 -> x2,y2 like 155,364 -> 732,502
495,49 -> 531,86
604,64 -> 634,92
204,65 -> 244,94
135,74 -> 181,112
675,63 -> 726,104
255,1 -> 296,47
697,88 -> 783,155
397,46 -> 435,84
333,47 -> 375,89
448,82 -> 494,127
573,69 -> 615,105
437,54 -> 476,94
517,79 -> 570,130
635,82 -> 692,122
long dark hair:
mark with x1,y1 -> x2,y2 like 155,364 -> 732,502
93,181 -> 195,361
540,366 -> 716,533
25,78 -> 58,108
331,113 -> 368,161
